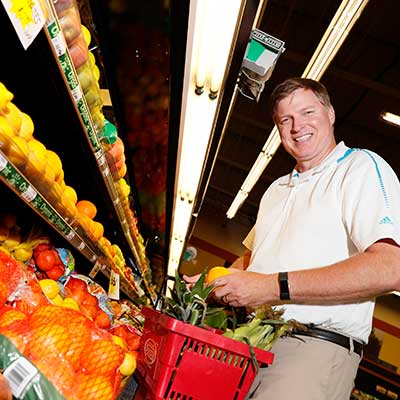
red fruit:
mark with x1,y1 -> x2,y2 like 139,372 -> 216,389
82,293 -> 98,307
110,325 -> 129,342
69,290 -> 85,305
35,249 -> 59,271
126,333 -> 141,351
45,265 -> 64,280
0,373 -> 12,400
33,243 -> 51,254
66,277 -> 88,293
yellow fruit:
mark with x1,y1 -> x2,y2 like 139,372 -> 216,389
93,64 -> 100,81
3,102 -> 22,132
88,51 -> 95,66
39,279 -> 60,300
42,165 -> 56,185
112,335 -> 128,350
0,116 -> 16,146
17,113 -> 34,141
0,83 -> 13,110
81,25 -> 91,46
91,221 -> 104,241
2,232 -> 22,249
63,297 -> 80,311
119,352 -> 137,376
27,138 -> 47,173
7,136 -> 30,167
0,227 -> 9,242
205,266 -> 232,284
0,246 -> 11,256
13,246 -> 33,262
63,185 -> 78,205
46,150 -> 62,181
51,294 -> 64,306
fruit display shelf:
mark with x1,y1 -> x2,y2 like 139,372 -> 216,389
0,149 -> 139,300
41,0 -> 155,299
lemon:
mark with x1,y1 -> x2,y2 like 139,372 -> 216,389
205,266 -> 232,284
27,139 -> 47,173
3,102 -> 22,132
93,64 -> 100,81
63,297 -> 80,311
39,279 -> 60,299
63,185 -> 78,205
88,51 -> 95,66
7,136 -> 30,167
119,352 -> 137,376
81,25 -> 91,46
18,113 -> 34,141
0,116 -> 16,142
112,335 -> 128,350
13,246 -> 33,262
52,294 -> 64,306
46,150 -> 62,180
0,83 -> 13,110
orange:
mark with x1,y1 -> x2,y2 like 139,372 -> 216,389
76,199 -> 97,219
76,373 -> 114,400
205,266 -> 232,284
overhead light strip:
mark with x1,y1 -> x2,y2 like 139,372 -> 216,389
167,0 -> 244,276
380,111 -> 400,127
227,0 -> 369,219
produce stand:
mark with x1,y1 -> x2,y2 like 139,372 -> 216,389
136,307 -> 274,400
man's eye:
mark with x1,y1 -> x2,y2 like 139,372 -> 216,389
280,118 -> 289,124
305,110 -> 314,115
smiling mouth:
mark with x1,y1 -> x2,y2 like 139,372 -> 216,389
294,133 -> 313,142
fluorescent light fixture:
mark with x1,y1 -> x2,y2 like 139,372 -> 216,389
380,111 -> 400,127
168,0 -> 244,276
227,0 -> 369,219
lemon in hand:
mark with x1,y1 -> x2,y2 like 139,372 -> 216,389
205,266 -> 232,284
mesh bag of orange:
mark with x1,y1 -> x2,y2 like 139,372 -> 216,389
0,304 -> 127,399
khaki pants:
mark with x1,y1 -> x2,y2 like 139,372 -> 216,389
249,335 -> 361,400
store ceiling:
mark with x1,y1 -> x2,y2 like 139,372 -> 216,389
200,0 -> 400,228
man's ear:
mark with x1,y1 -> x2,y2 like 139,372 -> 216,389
328,105 -> 335,125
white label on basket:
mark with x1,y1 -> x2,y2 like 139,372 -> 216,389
21,185 -> 37,202
144,338 -> 158,366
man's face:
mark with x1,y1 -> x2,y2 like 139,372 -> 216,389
274,88 -> 336,172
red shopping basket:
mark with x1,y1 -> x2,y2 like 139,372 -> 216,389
137,307 -> 274,400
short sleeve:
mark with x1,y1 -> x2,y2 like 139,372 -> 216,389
242,226 -> 255,250
341,150 -> 400,252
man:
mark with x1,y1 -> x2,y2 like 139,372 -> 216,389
201,78 -> 400,399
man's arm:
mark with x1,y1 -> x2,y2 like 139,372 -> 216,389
212,239 -> 400,307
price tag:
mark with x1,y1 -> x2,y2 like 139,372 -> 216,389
65,230 -> 75,240
50,31 -> 67,56
77,242 -> 85,250
108,270 -> 120,300
71,86 -> 83,102
89,260 -> 101,278
0,152 -> 8,171
21,185 -> 37,202
4,356 -> 38,398
1,0 -> 45,50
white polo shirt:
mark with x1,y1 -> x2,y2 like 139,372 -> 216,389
243,142 -> 400,343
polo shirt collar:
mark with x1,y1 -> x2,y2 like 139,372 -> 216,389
287,141 -> 349,186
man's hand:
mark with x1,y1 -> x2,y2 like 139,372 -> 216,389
212,270 -> 279,307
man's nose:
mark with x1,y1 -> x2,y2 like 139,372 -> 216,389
291,117 -> 304,132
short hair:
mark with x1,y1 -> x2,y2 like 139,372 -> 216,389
270,78 -> 332,119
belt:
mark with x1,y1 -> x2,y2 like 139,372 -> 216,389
293,326 -> 364,357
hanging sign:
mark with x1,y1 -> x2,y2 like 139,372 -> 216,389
1,0 -> 45,49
